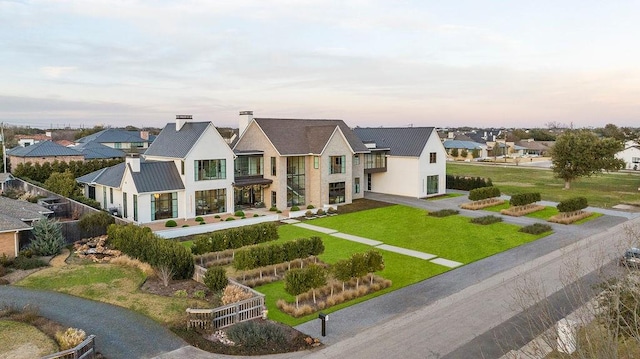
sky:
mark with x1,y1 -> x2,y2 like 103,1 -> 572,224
1,0 -> 640,130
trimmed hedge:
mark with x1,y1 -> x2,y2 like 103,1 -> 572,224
107,224 -> 194,279
428,209 -> 460,217
446,175 -> 493,191
557,197 -> 588,213
191,222 -> 279,255
509,193 -> 541,207
468,186 -> 501,201
519,223 -> 552,234
470,215 -> 503,225
233,236 -> 324,270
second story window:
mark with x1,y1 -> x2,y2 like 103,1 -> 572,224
271,157 -> 277,176
195,159 -> 226,181
330,155 -> 346,174
430,152 -> 437,163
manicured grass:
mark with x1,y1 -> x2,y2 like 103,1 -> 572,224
483,203 -> 603,223
16,264 -> 207,325
426,193 -> 463,200
483,202 -> 510,212
0,320 -> 58,357
309,205 -> 546,263
447,163 -> 640,208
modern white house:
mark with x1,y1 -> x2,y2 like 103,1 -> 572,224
616,142 -> 640,170
353,127 -> 447,198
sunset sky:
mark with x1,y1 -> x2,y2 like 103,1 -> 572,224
1,0 -> 639,129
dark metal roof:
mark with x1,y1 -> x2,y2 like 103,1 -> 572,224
252,118 -> 369,155
76,163 -> 126,187
234,177 -> 273,187
7,141 -> 83,157
76,129 -> 151,144
0,196 -> 53,223
72,142 -> 126,159
130,161 -> 185,193
353,127 -> 435,157
144,122 -> 211,158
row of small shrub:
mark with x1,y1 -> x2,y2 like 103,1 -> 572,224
190,222 -> 279,255
470,215 -> 503,225
468,186 -> 501,201
233,237 -> 324,270
106,224 -> 194,279
557,197 -> 588,213
510,192 -> 541,207
446,175 -> 493,191
428,209 -> 459,217
519,223 -> 552,234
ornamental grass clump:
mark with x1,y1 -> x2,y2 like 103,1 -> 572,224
55,327 -> 86,350
226,321 -> 288,351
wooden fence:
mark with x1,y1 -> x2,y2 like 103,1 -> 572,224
41,335 -> 96,359
187,265 -> 265,330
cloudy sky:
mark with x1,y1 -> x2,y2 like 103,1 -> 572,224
1,0 -> 639,129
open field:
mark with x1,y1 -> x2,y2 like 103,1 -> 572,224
447,162 -> 640,208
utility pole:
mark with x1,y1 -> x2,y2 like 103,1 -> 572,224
1,122 -> 5,173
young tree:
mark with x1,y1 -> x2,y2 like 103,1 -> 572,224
29,216 -> 65,256
284,268 -> 312,308
78,211 -> 115,237
306,264 -> 327,304
365,250 -> 385,284
204,266 -> 228,294
450,148 -> 459,158
460,149 -> 468,159
550,130 -> 625,189
471,148 -> 480,159
44,170 -> 81,198
332,259 -> 352,292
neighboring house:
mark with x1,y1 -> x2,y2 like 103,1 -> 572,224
515,139 -> 552,156
443,139 -> 487,160
0,173 -> 15,194
616,145 -> 640,170
15,133 -> 51,147
353,127 -> 447,198
75,128 -> 153,153
72,141 -> 126,160
233,112 -> 370,210
7,140 -> 84,170
77,117 -> 235,224
0,196 -> 53,257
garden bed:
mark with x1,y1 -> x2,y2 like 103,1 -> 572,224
460,198 -> 505,210
548,211 -> 593,224
500,204 -> 546,217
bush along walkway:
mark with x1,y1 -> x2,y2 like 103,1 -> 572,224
0,286 -> 188,359
291,221 -> 463,268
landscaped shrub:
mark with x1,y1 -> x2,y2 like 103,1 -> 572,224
327,207 -> 337,214
204,266 -> 228,293
107,224 -> 194,279
305,210 -> 313,217
55,327 -> 86,350
12,255 -> 48,270
468,187 -> 501,201
29,216 -> 65,256
290,206 -> 300,211
428,209 -> 459,217
557,197 -> 588,213
446,175 -> 493,191
509,193 -> 542,207
190,223 -> 279,255
226,320 -> 288,351
78,211 -> 115,237
253,214 -> 259,217
165,220 -> 178,227
306,205 -> 315,209
195,217 -> 204,222
226,217 -> 235,221
519,223 -> 553,234
221,285 -> 254,305
470,215 -> 503,225
233,237 -> 324,270
269,206 -> 278,212
316,208 -> 325,216
214,215 -> 221,218
234,210 -> 245,217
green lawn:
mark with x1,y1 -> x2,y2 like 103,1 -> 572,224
447,162 -> 640,208
483,203 -> 604,222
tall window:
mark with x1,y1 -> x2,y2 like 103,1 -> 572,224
194,159 -> 226,180
329,182 -> 346,204
151,192 -> 177,220
133,194 -> 138,221
330,155 -> 346,174
314,156 -> 319,169
195,189 -> 226,215
430,152 -> 437,163
102,187 -> 107,209
271,157 -> 277,176
354,177 -> 360,194
427,175 -> 439,195
109,188 -> 113,204
181,160 -> 185,175
123,193 -> 128,218
287,156 -> 305,207
354,155 -> 360,165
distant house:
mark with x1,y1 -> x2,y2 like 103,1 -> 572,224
616,144 -> 640,170
71,141 -> 126,160
6,140 -> 84,170
0,196 -> 53,257
75,129 -> 153,153
515,139 -> 552,157
77,117 -> 234,223
443,139 -> 487,160
15,133 -> 51,147
354,127 -> 447,198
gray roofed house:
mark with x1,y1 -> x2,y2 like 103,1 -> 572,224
0,196 -> 53,222
76,162 -> 127,188
144,122 -> 211,158
353,127 -> 435,157
75,128 -> 153,152
129,161 -> 185,193
7,140 -> 82,157
254,118 -> 369,155
0,197 -> 52,257
72,141 -> 127,160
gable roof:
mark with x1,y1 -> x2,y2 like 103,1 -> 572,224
0,213 -> 32,232
143,122 -> 211,158
0,196 -> 53,222
252,118 -> 369,155
76,161 -> 184,193
72,141 -> 126,159
7,141 -> 83,157
353,127 -> 436,157
76,129 -> 150,145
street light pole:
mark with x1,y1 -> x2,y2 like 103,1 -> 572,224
1,122 -> 5,173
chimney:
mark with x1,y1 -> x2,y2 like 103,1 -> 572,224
448,132 -> 455,139
175,115 -> 192,131
126,156 -> 140,173
238,111 -> 253,136
140,130 -> 149,140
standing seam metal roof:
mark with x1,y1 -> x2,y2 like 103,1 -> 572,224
7,141 -> 83,157
143,122 -> 211,158
76,129 -> 151,144
353,127 -> 435,157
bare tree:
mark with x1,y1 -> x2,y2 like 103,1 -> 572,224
155,265 -> 174,287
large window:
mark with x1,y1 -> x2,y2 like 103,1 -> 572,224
329,182 -> 346,204
354,155 -> 360,165
194,159 -> 226,181
235,156 -> 263,176
364,152 -> 386,169
354,177 -> 360,194
287,156 -> 305,207
330,155 -> 346,174
427,175 -> 439,195
151,192 -> 177,220
633,157 -> 640,164
430,152 -> 437,163
195,189 -> 226,215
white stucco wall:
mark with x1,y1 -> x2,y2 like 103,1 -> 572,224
616,146 -> 640,170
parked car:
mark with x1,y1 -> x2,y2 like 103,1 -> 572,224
620,248 -> 640,267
